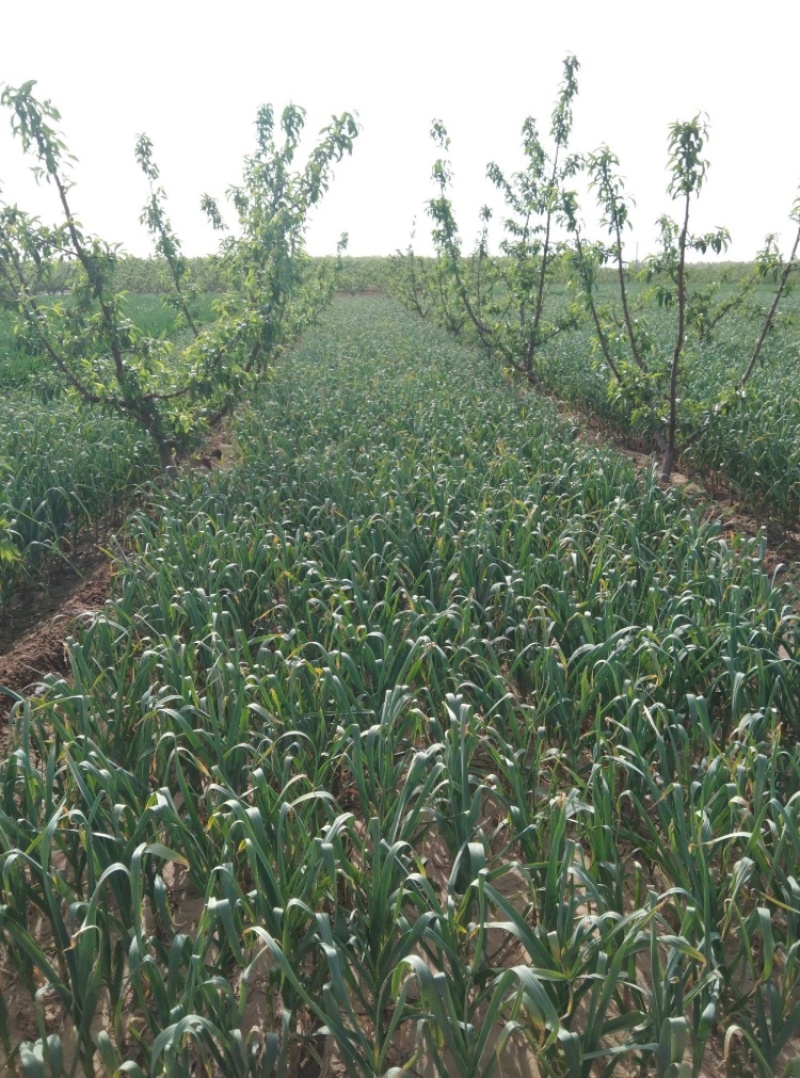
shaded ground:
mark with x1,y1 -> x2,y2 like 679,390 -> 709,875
0,554 -> 113,738
0,543 -> 111,656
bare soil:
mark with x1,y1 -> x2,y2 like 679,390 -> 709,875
0,552 -> 113,739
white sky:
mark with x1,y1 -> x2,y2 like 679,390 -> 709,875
1,0 -> 799,262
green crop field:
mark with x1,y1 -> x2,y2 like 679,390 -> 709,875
0,294 -> 217,606
533,278 -> 800,527
2,296 -> 799,1075
392,262 -> 800,529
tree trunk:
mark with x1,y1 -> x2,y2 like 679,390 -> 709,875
158,442 -> 178,478
660,443 -> 676,484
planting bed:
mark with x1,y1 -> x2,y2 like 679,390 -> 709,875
1,297 -> 799,1076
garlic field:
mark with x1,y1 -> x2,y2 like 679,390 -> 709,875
1,297 -> 799,1076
